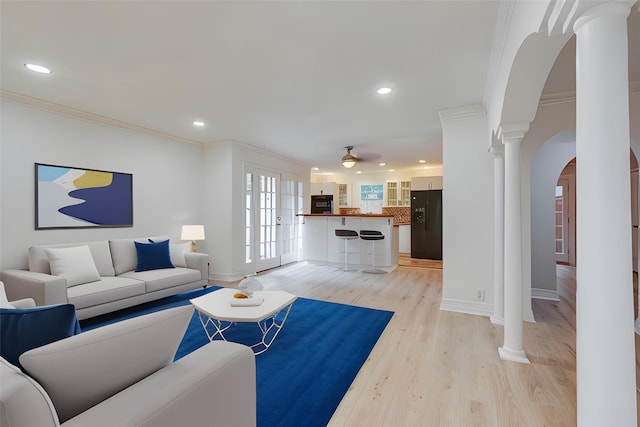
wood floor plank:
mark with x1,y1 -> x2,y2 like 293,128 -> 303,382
213,262 -> 639,426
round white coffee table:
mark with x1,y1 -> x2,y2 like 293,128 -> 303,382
190,288 -> 297,355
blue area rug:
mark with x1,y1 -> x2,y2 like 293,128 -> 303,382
81,287 -> 394,427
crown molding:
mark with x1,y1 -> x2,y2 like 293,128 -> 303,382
204,138 -> 312,169
438,104 -> 486,122
538,82 -> 639,107
538,90 -> 577,106
0,89 -> 202,147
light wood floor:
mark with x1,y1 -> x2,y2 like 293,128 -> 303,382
216,262 -> 639,426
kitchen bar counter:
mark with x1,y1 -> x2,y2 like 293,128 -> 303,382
297,213 -> 393,218
299,214 -> 399,268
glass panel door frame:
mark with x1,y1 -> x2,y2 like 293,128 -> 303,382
243,164 -> 304,274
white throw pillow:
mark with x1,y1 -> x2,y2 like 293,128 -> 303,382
170,242 -> 190,268
45,246 -> 101,287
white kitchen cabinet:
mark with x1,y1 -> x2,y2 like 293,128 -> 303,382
398,224 -> 411,254
411,176 -> 443,190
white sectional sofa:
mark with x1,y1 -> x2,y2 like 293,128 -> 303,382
1,236 -> 209,320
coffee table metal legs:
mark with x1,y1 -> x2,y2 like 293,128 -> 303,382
196,302 -> 295,355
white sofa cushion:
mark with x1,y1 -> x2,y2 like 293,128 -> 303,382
170,242 -> 190,268
19,305 -> 194,424
0,357 -> 60,427
122,268 -> 201,293
109,236 -> 169,276
45,246 -> 101,287
28,241 -> 116,277
67,276 -> 146,310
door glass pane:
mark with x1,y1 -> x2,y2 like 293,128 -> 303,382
555,185 -> 564,254
245,173 -> 253,263
259,174 -> 277,261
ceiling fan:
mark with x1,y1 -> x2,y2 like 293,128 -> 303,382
341,146 -> 359,168
341,145 -> 381,169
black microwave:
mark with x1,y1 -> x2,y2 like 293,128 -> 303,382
311,195 -> 333,214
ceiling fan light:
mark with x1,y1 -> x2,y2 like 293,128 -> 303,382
341,146 -> 358,168
342,159 -> 356,168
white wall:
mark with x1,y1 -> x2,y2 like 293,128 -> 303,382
439,105 -> 494,316
202,141 -> 310,281
0,99 -> 205,270
523,90 -> 640,300
0,100 -> 311,280
530,131 -> 576,292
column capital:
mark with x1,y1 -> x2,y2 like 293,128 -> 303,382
489,145 -> 504,158
574,1 -> 634,32
499,121 -> 530,144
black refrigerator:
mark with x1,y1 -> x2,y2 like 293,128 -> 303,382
411,190 -> 443,260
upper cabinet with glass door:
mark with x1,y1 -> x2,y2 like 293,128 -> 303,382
387,181 -> 411,206
338,183 -> 349,207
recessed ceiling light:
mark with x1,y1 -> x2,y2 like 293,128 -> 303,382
25,63 -> 51,74
193,121 -> 205,127
356,171 -> 362,174
378,162 -> 386,166
376,87 -> 392,95
418,160 -> 426,164
389,169 -> 395,172
312,167 -> 319,171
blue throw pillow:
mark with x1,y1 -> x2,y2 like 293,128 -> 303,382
134,239 -> 175,272
0,304 -> 80,371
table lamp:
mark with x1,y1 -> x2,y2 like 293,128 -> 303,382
181,225 -> 205,252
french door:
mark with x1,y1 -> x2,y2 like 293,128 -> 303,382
245,167 -> 303,273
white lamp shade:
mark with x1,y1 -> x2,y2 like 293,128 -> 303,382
181,225 -> 205,241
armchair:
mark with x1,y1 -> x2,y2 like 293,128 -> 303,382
1,304 -> 256,427
0,281 -> 80,370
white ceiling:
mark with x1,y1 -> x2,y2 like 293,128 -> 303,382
1,1 -> 638,174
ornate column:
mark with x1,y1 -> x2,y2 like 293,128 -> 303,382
573,2 -> 636,425
499,122 -> 530,364
490,145 -> 505,325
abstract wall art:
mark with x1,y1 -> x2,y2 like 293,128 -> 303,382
35,163 -> 133,229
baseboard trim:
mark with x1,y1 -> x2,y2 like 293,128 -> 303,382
208,272 -> 245,282
441,298 -> 536,323
440,298 -> 493,318
531,288 -> 560,301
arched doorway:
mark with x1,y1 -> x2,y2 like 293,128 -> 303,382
530,135 -> 640,301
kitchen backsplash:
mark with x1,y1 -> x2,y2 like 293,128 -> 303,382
337,207 -> 411,225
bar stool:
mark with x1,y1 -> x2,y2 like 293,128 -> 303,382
359,230 -> 386,274
335,229 -> 359,272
